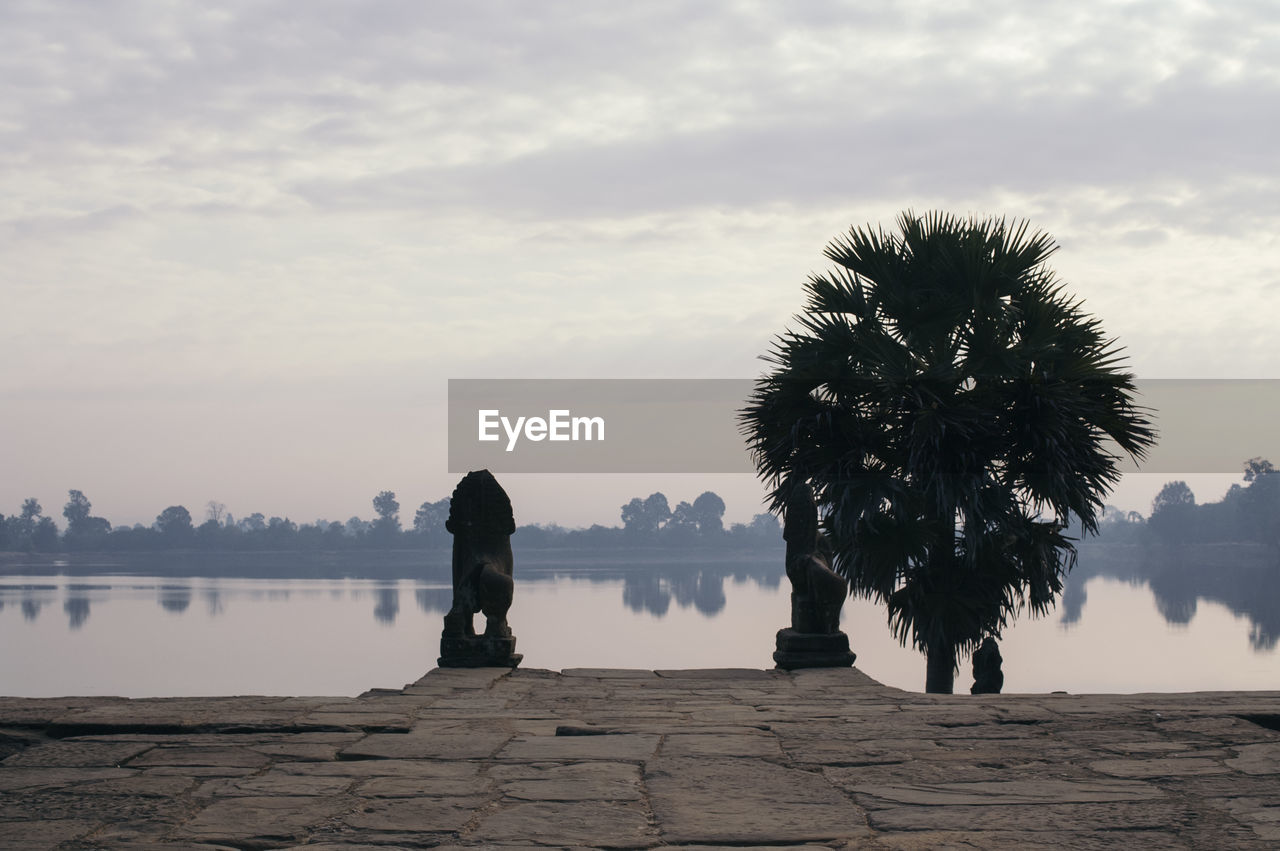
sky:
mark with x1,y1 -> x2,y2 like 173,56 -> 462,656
3,0 -> 1279,531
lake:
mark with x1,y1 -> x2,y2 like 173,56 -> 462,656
1,547 -> 1277,697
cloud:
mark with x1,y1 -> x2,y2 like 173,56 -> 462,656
3,0 -> 1279,523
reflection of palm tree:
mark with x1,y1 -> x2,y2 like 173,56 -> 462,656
742,212 -> 1155,692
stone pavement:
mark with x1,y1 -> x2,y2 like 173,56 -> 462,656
1,666 -> 1278,849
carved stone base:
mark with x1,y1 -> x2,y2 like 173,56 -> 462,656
773,628 -> 857,670
439,635 -> 523,668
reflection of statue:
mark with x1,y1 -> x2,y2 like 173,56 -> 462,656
970,637 -> 1003,694
438,470 -> 522,668
773,484 -> 856,670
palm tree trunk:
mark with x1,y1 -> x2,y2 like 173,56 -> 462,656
924,511 -> 958,695
925,637 -> 955,694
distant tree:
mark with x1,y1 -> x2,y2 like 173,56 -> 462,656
665,501 -> 699,541
621,492 -> 671,536
1096,504 -> 1144,543
1152,481 -> 1195,514
61,490 -> 110,548
19,498 -> 42,538
155,505 -> 194,540
749,512 -> 781,536
516,523 -> 569,547
1149,481 -> 1196,544
372,491 -> 401,538
62,490 -> 92,532
31,516 -> 59,551
195,518 -> 223,545
1240,458 -> 1280,552
239,513 -> 266,533
345,516 -> 370,538
413,498 -> 450,540
266,516 -> 298,546
691,491 -> 726,535
1245,457 -> 1277,483
324,521 -> 347,546
206,501 -> 227,525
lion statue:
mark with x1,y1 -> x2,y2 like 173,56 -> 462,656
441,469 -> 516,642
783,482 -> 847,635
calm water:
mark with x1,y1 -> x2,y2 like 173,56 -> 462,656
1,549 -> 1277,697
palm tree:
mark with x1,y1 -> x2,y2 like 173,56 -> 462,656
741,211 -> 1155,693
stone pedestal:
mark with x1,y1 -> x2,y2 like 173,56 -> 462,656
439,635 -> 523,669
773,628 -> 856,670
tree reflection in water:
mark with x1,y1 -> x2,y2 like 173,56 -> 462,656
64,596 -> 90,630
373,585 -> 399,625
1065,544 -> 1280,650
159,583 -> 191,614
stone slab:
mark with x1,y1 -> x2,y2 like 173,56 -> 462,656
473,799 -> 656,848
2,740 -> 152,767
497,732 -> 660,761
660,732 -> 784,758
177,795 -> 351,844
852,778 -> 1166,808
2,667 -> 1279,849
343,796 -> 484,833
490,761 -> 644,801
340,730 -> 511,760
560,668 -> 659,678
646,756 -> 871,843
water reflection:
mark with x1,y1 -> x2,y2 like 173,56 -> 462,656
415,586 -> 451,613
623,574 -> 670,616
373,585 -> 399,625
64,596 -> 91,630
1,545 -> 1278,696
1071,544 -> 1280,650
159,584 -> 192,614
202,587 -> 223,617
22,598 -> 43,621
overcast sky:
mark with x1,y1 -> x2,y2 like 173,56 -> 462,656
3,0 -> 1278,530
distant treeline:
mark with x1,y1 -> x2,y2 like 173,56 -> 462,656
0,488 -> 782,553
1090,457 -> 1280,552
4,457 -> 1275,555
